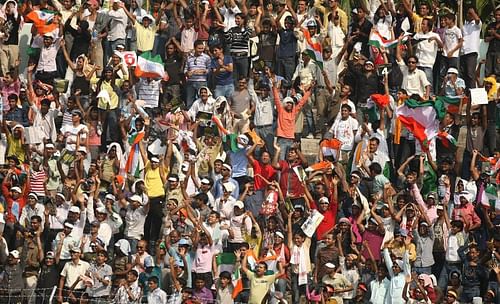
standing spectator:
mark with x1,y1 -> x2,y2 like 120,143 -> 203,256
184,40 -> 211,107
460,7 -> 482,89
226,13 -> 250,83
484,8 -> 500,77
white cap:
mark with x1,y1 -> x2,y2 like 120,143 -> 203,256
69,206 -> 81,213
325,262 -> 336,269
77,146 -> 87,154
395,259 -> 404,269
11,186 -> 22,193
447,67 -> 459,74
318,197 -> 329,204
28,192 -> 38,200
234,200 -> 244,209
96,206 -> 107,214
283,97 -> 294,104
129,194 -> 142,203
275,231 -> 285,239
151,156 -> 160,163
237,134 -> 249,145
223,182 -> 235,193
200,178 -> 210,185
168,176 -> 179,182
70,247 -> 81,253
64,222 -> 75,229
45,143 -> 55,149
105,194 -> 116,201
222,163 -> 232,171
9,250 -> 20,259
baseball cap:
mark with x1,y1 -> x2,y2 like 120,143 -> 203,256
151,156 -> 160,163
64,222 -> 75,229
447,67 -> 459,74
28,192 -> 38,200
69,206 -> 81,213
325,262 -> 336,269
9,250 -> 20,259
234,200 -> 244,209
275,231 -> 285,239
105,194 -> 116,201
46,251 -> 55,259
11,187 -> 22,193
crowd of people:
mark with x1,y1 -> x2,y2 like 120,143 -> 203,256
0,0 -> 499,303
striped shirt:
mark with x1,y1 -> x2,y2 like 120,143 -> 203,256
137,78 -> 161,108
30,169 -> 47,197
184,53 -> 211,82
225,26 -> 250,54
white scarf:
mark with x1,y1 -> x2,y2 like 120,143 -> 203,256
291,244 -> 308,285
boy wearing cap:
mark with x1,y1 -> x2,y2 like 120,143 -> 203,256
54,221 -> 80,264
213,164 -> 239,200
85,250 -> 112,301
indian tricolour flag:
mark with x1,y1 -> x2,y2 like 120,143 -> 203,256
134,52 -> 168,80
302,28 -> 323,69
26,10 -> 54,25
369,31 -> 410,49
437,131 -> 457,148
396,99 -> 444,150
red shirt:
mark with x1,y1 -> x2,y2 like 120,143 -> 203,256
2,181 -> 27,224
253,159 -> 277,190
310,198 -> 337,240
361,229 -> 384,261
278,160 -> 304,199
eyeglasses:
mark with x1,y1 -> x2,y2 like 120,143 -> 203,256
319,202 -> 329,205
221,168 -> 229,171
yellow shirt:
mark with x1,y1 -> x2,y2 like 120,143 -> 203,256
94,79 -> 123,110
7,133 -> 26,163
135,23 -> 157,52
145,162 -> 165,198
314,2 -> 349,34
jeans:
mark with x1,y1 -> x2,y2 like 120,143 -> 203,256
418,66 -> 434,94
232,56 -> 249,83
153,35 -> 168,61
414,266 -> 432,275
277,56 -> 296,82
126,238 -> 139,255
438,261 -> 461,290
460,52 -> 478,89
486,120 -> 497,156
185,81 -> 207,108
144,196 -> 164,253
302,98 -> 316,136
277,137 -> 294,161
461,149 -> 473,180
460,285 -> 481,303
485,51 -> 500,77
290,273 -> 306,304
214,83 -> 235,98
255,125 -> 275,157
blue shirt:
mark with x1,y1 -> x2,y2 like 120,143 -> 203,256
213,178 -> 239,200
211,56 -> 234,86
277,29 -> 297,58
228,148 -> 249,178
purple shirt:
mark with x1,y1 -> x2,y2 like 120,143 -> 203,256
193,287 -> 214,304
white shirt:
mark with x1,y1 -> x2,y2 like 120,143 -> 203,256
414,32 -> 442,68
107,8 -> 128,41
48,203 -> 69,230
188,97 -> 216,121
125,205 -> 147,240
397,60 -> 431,97
229,214 -> 252,243
444,26 -> 463,57
330,116 -> 359,150
220,5 -> 241,32
19,203 -> 45,228
37,38 -> 62,73
461,20 -> 482,55
54,232 -> 80,260
60,259 -> 90,289
148,287 -> 168,304
61,124 -> 89,152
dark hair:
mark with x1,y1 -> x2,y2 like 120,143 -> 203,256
148,276 -> 159,284
195,193 -> 209,204
341,104 -> 352,112
369,163 -> 382,175
219,271 -> 232,280
444,13 -> 455,21
7,93 -> 18,101
129,270 -> 139,277
209,210 -> 221,218
407,55 -> 419,64
450,220 -> 464,230
31,215 -> 42,223
194,40 -> 205,48
97,250 -> 109,258
369,137 -> 380,145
